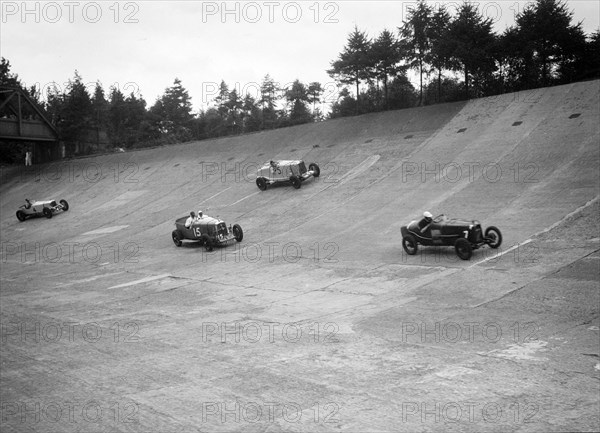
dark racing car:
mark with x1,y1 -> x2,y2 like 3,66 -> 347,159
172,213 -> 243,251
401,212 -> 502,260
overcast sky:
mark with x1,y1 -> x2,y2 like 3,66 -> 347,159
2,1 -> 599,112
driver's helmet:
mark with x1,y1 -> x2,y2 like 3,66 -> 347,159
423,211 -> 433,223
197,210 -> 203,218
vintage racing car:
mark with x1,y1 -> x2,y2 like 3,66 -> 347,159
256,160 -> 320,190
401,213 -> 502,260
172,213 -> 243,251
16,199 -> 69,221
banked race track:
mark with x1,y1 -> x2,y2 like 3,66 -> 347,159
1,80 -> 599,432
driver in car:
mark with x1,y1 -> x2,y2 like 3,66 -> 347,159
185,211 -> 196,228
419,211 -> 433,233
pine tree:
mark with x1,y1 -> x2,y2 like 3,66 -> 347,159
446,3 -> 497,98
285,80 -> 312,125
307,82 -> 323,120
370,29 -> 403,109
400,0 -> 432,105
328,26 -> 372,114
427,6 -> 454,103
260,74 -> 279,129
60,71 -> 93,154
508,0 -> 587,87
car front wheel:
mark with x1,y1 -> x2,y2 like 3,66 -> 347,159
201,235 -> 213,252
309,163 -> 320,178
290,175 -> 301,189
233,224 -> 243,242
402,234 -> 418,255
485,226 -> 502,249
16,210 -> 26,222
455,238 -> 473,260
256,177 -> 267,191
60,199 -> 69,211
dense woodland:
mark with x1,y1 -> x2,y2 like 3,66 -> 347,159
1,0 -> 598,162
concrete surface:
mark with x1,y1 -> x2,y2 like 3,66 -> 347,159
1,80 -> 599,432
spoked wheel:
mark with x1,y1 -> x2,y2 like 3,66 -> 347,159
201,235 -> 213,252
43,208 -> 52,219
455,238 -> 473,260
309,163 -> 320,177
485,226 -> 502,249
256,177 -> 267,191
402,234 -> 418,255
60,199 -> 69,211
172,230 -> 183,247
290,175 -> 301,189
233,224 -> 243,242
16,210 -> 26,222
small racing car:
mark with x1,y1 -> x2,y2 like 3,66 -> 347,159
16,199 -> 69,221
172,213 -> 243,251
256,160 -> 320,190
401,213 -> 502,260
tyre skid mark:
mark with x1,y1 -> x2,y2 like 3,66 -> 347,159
107,273 -> 172,289
199,186 -> 231,204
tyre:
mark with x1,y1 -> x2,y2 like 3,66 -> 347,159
256,177 -> 267,191
16,210 -> 26,222
60,199 -> 69,211
290,175 -> 301,189
309,163 -> 320,178
485,226 -> 502,249
201,235 -> 213,252
233,224 -> 243,242
402,234 -> 418,255
172,230 -> 183,247
455,238 -> 473,260
43,208 -> 52,219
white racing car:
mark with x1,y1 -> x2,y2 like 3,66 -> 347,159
16,199 -> 69,221
256,160 -> 320,190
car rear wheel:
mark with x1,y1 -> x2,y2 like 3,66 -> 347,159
16,210 -> 26,222
60,199 -> 69,211
485,226 -> 502,249
172,230 -> 183,247
256,177 -> 267,191
402,234 -> 418,255
290,175 -> 301,189
455,238 -> 473,260
201,235 -> 213,252
43,208 -> 52,219
233,224 -> 243,242
309,163 -> 320,178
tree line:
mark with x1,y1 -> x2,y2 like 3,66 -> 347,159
1,59 -> 330,161
1,0 -> 598,162
328,0 -> 599,115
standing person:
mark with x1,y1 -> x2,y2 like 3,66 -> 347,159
25,148 -> 32,166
